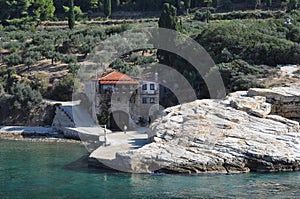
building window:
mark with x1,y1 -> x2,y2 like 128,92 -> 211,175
142,97 -> 147,104
150,84 -> 155,90
142,84 -> 147,90
150,98 -> 155,104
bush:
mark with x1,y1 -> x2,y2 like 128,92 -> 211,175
194,10 -> 211,22
30,74 -> 50,96
68,63 -> 81,75
62,54 -> 78,64
3,53 -> 22,66
217,60 -> 273,92
136,55 -> 157,65
9,82 -> 42,111
0,68 -> 17,92
287,26 -> 300,43
24,57 -> 36,68
3,41 -> 22,52
196,19 -> 300,65
51,75 -> 77,101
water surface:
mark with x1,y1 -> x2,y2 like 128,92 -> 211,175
1,140 -> 300,198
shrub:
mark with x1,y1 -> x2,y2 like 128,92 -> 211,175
79,43 -> 93,56
287,26 -> 300,43
196,19 -> 300,65
30,74 -> 50,96
3,53 -> 22,66
136,56 -> 157,65
51,75 -> 77,101
9,82 -> 42,111
3,41 -> 22,52
217,60 -> 273,92
24,57 -> 36,69
62,54 -> 78,64
68,63 -> 81,75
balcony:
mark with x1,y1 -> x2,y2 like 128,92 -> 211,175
141,90 -> 157,95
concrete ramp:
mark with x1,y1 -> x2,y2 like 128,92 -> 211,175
89,128 -> 149,171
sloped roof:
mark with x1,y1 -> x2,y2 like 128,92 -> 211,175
99,71 -> 139,85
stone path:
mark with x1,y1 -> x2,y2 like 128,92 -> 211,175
89,127 -> 149,160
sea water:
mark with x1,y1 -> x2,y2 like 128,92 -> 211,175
1,140 -> 300,199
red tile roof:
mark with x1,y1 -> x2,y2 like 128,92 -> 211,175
99,71 -> 139,85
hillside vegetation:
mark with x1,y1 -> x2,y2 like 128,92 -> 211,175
0,0 -> 300,125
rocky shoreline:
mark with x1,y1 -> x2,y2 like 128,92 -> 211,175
0,126 -> 80,143
90,84 -> 300,174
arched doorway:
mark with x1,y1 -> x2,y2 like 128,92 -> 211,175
110,111 -> 129,131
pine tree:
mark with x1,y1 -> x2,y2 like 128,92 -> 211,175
68,0 -> 75,29
103,0 -> 112,18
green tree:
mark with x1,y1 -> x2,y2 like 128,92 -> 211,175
255,0 -> 261,9
90,0 -> 99,10
52,75 -> 76,101
204,0 -> 212,23
64,5 -> 83,20
157,3 -> 182,69
219,0 -> 233,11
158,3 -> 181,31
0,0 -> 55,26
3,53 -> 22,67
288,0 -> 299,10
9,82 -> 42,111
68,0 -> 75,29
28,0 -> 55,23
267,0 -> 272,8
184,0 -> 191,13
30,73 -> 50,96
103,0 -> 112,18
212,0 -> 219,8
112,0 -> 120,10
0,0 -> 30,25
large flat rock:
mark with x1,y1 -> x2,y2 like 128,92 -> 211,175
97,88 -> 300,174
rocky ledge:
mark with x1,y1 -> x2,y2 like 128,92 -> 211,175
106,85 -> 300,174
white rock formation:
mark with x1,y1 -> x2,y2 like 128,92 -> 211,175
90,86 -> 300,174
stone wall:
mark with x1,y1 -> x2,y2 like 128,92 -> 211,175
52,106 -> 75,130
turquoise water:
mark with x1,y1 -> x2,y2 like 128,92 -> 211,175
1,140 -> 300,199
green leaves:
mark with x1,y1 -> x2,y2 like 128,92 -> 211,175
9,82 -> 42,111
158,3 -> 181,31
68,0 -> 75,29
103,0 -> 112,18
196,19 -> 300,65
0,0 -> 55,27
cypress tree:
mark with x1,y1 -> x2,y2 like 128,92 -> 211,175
103,0 -> 112,18
157,3 -> 181,66
158,3 -> 181,31
204,0 -> 212,23
267,0 -> 272,7
184,0 -> 191,13
68,0 -> 75,29
212,0 -> 219,8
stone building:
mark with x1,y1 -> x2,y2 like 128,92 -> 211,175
87,71 -> 160,130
